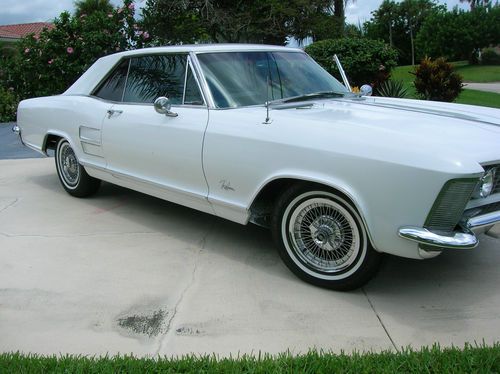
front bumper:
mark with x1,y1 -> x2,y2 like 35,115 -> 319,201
399,210 -> 500,250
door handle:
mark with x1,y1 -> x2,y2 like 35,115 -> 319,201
107,109 -> 123,119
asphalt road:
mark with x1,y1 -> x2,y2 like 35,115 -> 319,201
1,158 -> 499,357
0,122 -> 44,159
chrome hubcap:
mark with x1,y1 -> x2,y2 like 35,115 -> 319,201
58,143 -> 79,186
288,197 -> 360,273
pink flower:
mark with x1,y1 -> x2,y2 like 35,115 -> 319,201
117,7 -> 123,13
108,13 -> 113,18
67,47 -> 74,54
24,48 -> 30,53
128,3 -> 135,10
142,32 -> 150,39
48,59 -> 54,65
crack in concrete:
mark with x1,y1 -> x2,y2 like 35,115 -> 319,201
154,258 -> 199,356
362,287 -> 398,352
0,198 -> 19,214
154,223 -> 214,356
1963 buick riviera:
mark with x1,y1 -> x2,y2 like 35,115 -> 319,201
15,44 -> 500,290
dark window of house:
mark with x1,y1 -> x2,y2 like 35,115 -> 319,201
93,59 -> 129,102
123,54 -> 186,104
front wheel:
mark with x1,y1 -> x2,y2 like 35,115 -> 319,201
271,185 -> 381,291
55,139 -> 100,197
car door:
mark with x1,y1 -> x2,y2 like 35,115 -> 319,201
101,53 -> 212,212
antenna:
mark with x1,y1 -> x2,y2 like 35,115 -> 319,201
263,75 -> 272,124
333,54 -> 352,93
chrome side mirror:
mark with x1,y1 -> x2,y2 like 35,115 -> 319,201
360,84 -> 373,96
154,97 -> 178,117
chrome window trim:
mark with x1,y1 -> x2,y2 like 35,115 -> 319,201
65,94 -> 208,109
189,51 -> 215,108
121,58 -> 131,102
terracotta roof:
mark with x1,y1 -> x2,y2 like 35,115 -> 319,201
0,22 -> 54,40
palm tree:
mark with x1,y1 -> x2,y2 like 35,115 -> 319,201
74,0 -> 114,17
334,0 -> 355,34
459,0 -> 491,10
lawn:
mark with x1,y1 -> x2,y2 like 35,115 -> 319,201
390,63 -> 500,109
1,344 -> 499,373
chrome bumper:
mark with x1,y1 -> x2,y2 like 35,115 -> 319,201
12,124 -> 25,146
399,210 -> 500,250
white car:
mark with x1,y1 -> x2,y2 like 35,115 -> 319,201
15,44 -> 500,290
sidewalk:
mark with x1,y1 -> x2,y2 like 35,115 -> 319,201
464,82 -> 500,94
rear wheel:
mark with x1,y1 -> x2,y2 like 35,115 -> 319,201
271,184 -> 381,291
55,139 -> 100,197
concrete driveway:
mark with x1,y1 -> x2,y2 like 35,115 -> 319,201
1,157 -> 499,357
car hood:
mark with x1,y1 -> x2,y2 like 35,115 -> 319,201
269,96 -> 500,173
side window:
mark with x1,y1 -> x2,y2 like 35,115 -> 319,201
123,54 -> 186,104
93,59 -> 129,101
184,65 -> 204,105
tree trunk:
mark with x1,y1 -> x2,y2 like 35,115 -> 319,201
334,0 -> 344,35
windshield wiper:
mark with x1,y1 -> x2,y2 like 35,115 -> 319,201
267,91 -> 344,106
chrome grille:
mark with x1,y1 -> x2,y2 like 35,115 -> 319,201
425,179 -> 478,232
485,165 -> 500,195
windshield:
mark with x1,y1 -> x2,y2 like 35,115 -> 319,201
196,51 -> 348,108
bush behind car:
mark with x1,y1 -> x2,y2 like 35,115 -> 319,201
305,38 -> 398,89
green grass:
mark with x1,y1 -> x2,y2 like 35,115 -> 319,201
391,64 -> 500,109
452,61 -> 500,83
456,89 -> 500,108
1,344 -> 500,373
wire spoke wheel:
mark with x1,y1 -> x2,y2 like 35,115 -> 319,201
288,197 -> 360,274
55,138 -> 101,197
272,186 -> 381,290
57,142 -> 80,187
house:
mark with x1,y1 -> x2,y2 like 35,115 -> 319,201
0,22 -> 54,43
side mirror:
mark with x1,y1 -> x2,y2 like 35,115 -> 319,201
360,84 -> 373,96
154,97 -> 178,117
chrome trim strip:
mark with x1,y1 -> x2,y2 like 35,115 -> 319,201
466,211 -> 500,230
80,161 -> 210,202
190,51 -> 216,108
398,226 -> 478,249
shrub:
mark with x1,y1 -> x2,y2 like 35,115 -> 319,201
375,79 -> 408,98
305,38 -> 398,88
0,0 -> 149,103
0,86 -> 18,122
413,57 -> 463,102
481,48 -> 500,65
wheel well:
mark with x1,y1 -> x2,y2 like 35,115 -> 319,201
249,178 -> 360,228
43,134 -> 62,153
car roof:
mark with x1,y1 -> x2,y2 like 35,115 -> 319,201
110,44 -> 303,58
64,44 -> 304,97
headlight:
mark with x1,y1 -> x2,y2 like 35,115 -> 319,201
474,168 -> 495,198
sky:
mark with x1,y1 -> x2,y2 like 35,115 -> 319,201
0,0 -> 469,27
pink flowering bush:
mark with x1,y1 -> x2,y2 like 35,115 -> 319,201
0,0 -> 150,120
